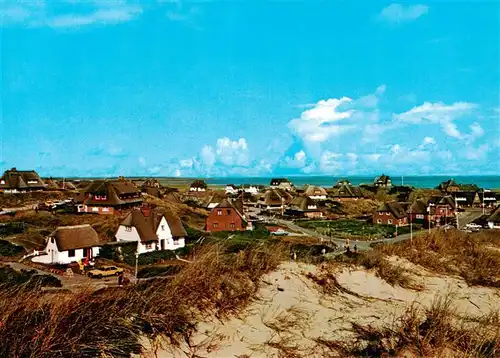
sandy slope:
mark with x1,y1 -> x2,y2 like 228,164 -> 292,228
143,260 -> 500,358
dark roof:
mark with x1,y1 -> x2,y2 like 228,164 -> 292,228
331,184 -> 363,198
143,187 -> 162,198
190,180 -> 207,188
51,225 -> 101,251
438,179 -> 460,191
428,195 -> 456,209
487,206 -> 500,223
288,196 -> 319,212
376,202 -> 407,219
478,191 -> 497,203
0,168 -> 45,190
409,200 -> 428,214
121,208 -> 187,242
75,180 -> 142,206
451,191 -> 479,206
375,174 -> 391,185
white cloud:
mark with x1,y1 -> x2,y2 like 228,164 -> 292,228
215,137 -> 249,166
319,151 -> 343,173
379,4 -> 429,23
464,144 -> 489,160
180,158 -> 193,168
395,101 -> 477,139
467,122 -> 484,142
200,145 -> 216,168
418,136 -> 436,149
294,150 -> 306,162
138,157 -> 146,167
0,1 -> 142,28
365,154 -> 381,162
289,86 -> 386,145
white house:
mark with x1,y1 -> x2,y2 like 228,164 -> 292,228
32,225 -> 102,265
115,207 -> 187,254
225,184 -> 239,195
242,185 -> 259,195
189,180 -> 207,192
304,185 -> 328,201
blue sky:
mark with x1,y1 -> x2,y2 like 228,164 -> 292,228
1,1 -> 499,177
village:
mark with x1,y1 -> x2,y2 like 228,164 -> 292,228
0,167 -> 498,290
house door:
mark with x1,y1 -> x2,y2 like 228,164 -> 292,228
161,239 -> 165,250
83,248 -> 92,259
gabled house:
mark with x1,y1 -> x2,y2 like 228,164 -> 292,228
479,190 -> 497,208
487,206 -> 500,229
389,186 -> 414,202
408,200 -> 430,225
330,184 -> 363,201
0,168 -> 45,193
334,179 -> 352,188
141,179 -> 163,198
241,184 -> 259,195
373,202 -> 408,226
285,196 -> 323,219
189,180 -> 207,192
258,189 -> 294,212
437,179 -> 460,194
206,198 -> 248,232
202,194 -> 226,209
451,191 -> 480,208
32,225 -> 103,265
304,185 -> 328,200
374,174 -> 392,188
225,184 -> 239,195
269,178 -> 294,191
75,179 -> 143,215
428,195 -> 456,225
115,206 -> 187,254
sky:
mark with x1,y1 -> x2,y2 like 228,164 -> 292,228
1,0 -> 499,178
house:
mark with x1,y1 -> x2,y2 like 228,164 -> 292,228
0,168 -> 45,193
334,179 -> 352,188
451,191 -> 480,208
487,206 -> 500,229
408,200 -> 430,225
389,186 -> 414,202
258,189 -> 294,212
374,174 -> 392,188
32,225 -> 102,265
437,179 -> 461,193
428,196 -> 456,226
241,184 -> 259,195
269,178 -> 294,191
202,194 -> 226,209
225,184 -> 239,195
304,185 -> 328,201
115,206 -> 187,254
206,198 -> 247,232
373,202 -> 408,226
285,196 -> 323,219
330,184 -> 363,201
478,191 -> 497,208
141,179 -> 163,198
190,180 -> 207,192
75,179 -> 143,214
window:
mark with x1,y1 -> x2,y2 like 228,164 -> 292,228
95,195 -> 100,200
388,219 -> 393,224
416,214 -> 424,219
161,225 -> 165,231
125,226 -> 132,232
377,219 -> 382,224
230,223 -> 235,228
83,248 -> 88,257
217,210 -> 222,216
68,249 -> 75,257
385,212 -> 390,216
145,243 -> 153,250
102,207 -> 109,212
0,180 -> 4,184
92,207 -> 99,212
227,209 -> 231,215
213,223 -> 219,228
51,237 -> 55,244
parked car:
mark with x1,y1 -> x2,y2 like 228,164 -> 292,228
87,266 -> 124,279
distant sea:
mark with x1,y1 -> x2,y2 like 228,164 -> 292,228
203,176 -> 500,189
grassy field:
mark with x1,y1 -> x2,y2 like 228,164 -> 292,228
296,219 -> 414,240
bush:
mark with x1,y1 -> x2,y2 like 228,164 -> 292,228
137,265 -> 183,278
0,240 -> 25,257
0,266 -> 62,290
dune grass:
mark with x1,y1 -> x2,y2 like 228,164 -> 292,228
0,242 -> 287,357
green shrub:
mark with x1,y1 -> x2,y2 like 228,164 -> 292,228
137,265 -> 182,278
0,240 -> 25,256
